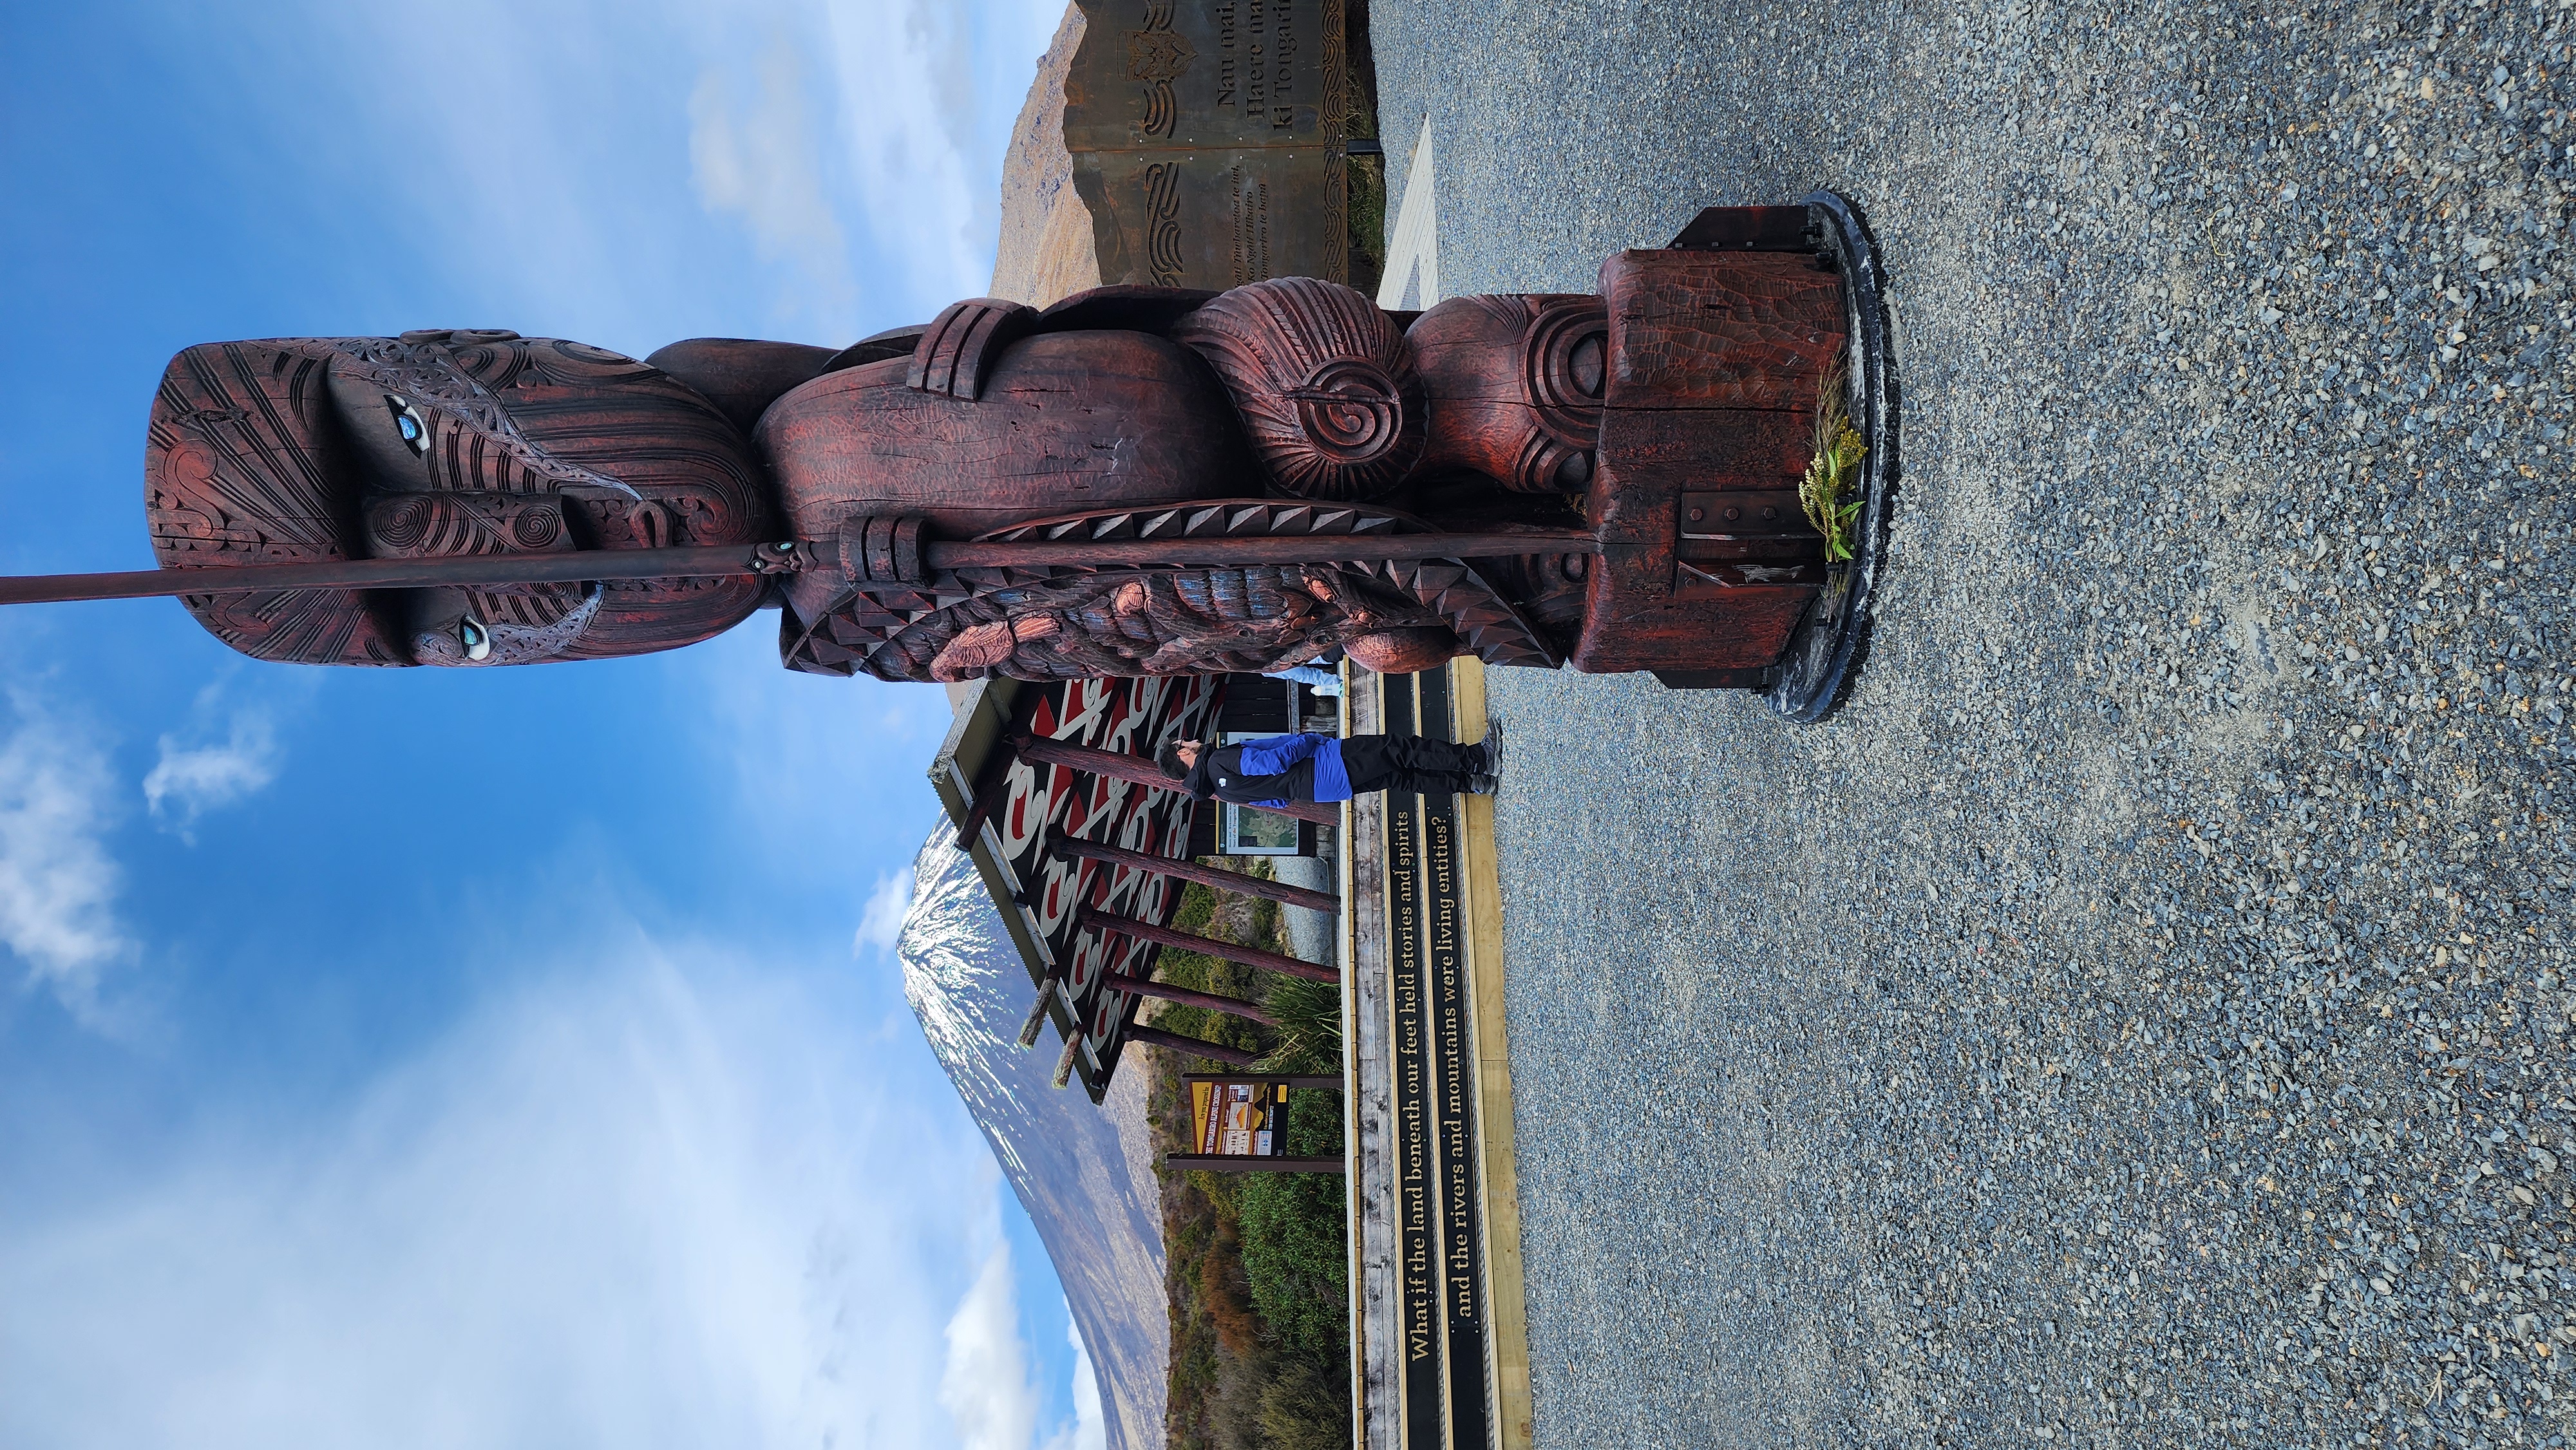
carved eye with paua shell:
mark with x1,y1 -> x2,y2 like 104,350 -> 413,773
406,585 -> 603,667
384,395 -> 431,457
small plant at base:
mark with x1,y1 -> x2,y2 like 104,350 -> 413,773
1800,366 -> 1866,563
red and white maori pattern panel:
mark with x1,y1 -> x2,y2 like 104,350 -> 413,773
989,673 -> 1221,1086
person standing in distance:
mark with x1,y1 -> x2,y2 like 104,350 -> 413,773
1155,722 -> 1504,807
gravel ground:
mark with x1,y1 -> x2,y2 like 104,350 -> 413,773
1368,0 -> 2576,1444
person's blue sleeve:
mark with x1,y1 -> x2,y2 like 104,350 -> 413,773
1238,733 -> 1323,775
1313,738 -> 1351,802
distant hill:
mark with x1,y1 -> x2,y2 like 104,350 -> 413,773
897,828 -> 1166,1450
989,3 -> 1101,307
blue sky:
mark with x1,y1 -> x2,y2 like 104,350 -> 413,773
0,3 -> 1093,1447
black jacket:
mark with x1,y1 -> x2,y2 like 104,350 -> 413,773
1183,744 -> 1318,805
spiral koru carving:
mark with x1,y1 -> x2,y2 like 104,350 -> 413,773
1289,359 -> 1407,463
369,495 -> 434,552
1521,298 -> 1609,449
1172,278 -> 1424,502
510,508 -> 562,549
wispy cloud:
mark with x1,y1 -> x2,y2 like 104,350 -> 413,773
940,1242 -> 1042,1450
0,689 -> 131,1030
819,0 -> 1030,310
1045,1314 -> 1108,1450
0,941 -> 994,1450
936,1245 -> 1103,1450
178,0 -> 1059,353
142,687 -> 280,840
858,867 -> 916,957
689,35 -> 858,327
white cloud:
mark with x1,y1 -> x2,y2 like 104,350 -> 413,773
937,1249 -> 1102,1450
1045,1313 -> 1106,1450
689,35 -> 858,326
858,867 -> 917,957
142,695 -> 279,839
940,1243 -> 1041,1450
820,0 -> 1019,310
200,0 -> 692,350
0,690 -> 131,1029
182,0 -> 1064,355
0,939 -> 996,1450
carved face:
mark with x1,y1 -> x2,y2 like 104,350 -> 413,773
146,331 -> 775,667
401,583 -> 609,667
1404,294 -> 1608,493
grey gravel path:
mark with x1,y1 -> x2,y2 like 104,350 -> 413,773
1370,1 -> 2576,1444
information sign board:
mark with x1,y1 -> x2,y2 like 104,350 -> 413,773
1063,0 -> 1349,288
1192,1076 -> 1290,1157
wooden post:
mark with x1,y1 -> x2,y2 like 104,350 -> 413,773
0,529 -> 1600,607
1010,735 -> 1338,827
1051,837 -> 1340,914
954,686 -> 1048,851
1051,1035 -> 1083,1088
1105,972 -> 1275,1026
1123,1024 -> 1265,1067
1014,965 -> 1066,1048
1081,909 -> 1337,983
0,540 -> 819,605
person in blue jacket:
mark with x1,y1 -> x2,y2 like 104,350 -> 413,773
1155,723 -> 1502,805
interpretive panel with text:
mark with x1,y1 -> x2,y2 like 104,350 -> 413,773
1349,663 -> 1528,1450
1063,0 -> 1347,287
1191,1077 -> 1291,1156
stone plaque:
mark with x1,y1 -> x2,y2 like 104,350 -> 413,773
1064,0 -> 1348,287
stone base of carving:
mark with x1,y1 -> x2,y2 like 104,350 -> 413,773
1756,191 -> 1898,724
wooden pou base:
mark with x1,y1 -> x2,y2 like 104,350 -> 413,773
1571,194 -> 1897,722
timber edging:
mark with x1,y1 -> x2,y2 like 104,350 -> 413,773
1345,657 -> 1533,1450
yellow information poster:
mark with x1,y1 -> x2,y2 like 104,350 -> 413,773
1189,1078 -> 1290,1157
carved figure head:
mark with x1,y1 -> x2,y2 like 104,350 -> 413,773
145,331 -> 775,666
1405,294 -> 1607,493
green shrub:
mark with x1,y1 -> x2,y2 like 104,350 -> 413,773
1260,975 -> 1342,1075
1236,1091 -> 1349,1362
1257,1350 -> 1352,1450
1152,878 -> 1352,1449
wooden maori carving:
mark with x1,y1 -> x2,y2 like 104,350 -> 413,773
1571,250 -> 1847,675
1169,278 -> 1425,501
146,332 -> 772,667
777,498 -> 1562,682
1408,293 -> 1608,494
91,211 -> 1877,690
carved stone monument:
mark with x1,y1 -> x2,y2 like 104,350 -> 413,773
3,197 -> 1896,720
1060,0 -> 1350,288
